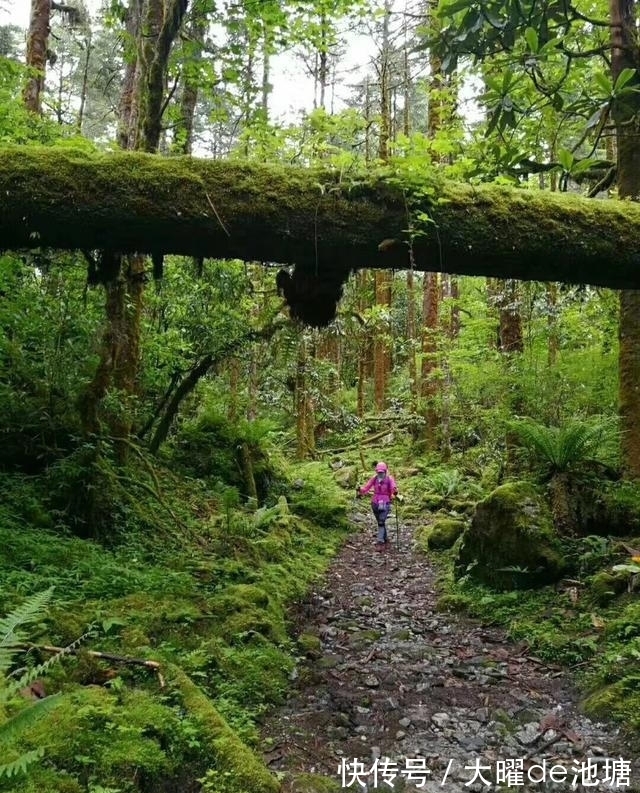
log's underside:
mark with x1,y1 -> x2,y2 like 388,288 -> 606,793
3,146 -> 640,324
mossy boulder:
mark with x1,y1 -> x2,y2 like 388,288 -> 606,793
333,466 -> 357,489
548,474 -> 640,537
426,518 -> 466,550
588,570 -> 633,605
582,680 -> 640,730
455,481 -> 565,590
297,632 -> 322,658
286,773 -> 343,792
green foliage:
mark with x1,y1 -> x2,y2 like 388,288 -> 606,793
507,416 -> 619,476
0,589 -> 63,782
286,462 -> 350,531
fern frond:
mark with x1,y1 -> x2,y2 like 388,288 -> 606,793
5,632 -> 88,698
0,588 -> 54,652
508,417 -> 620,475
0,693 -> 61,745
0,748 -> 45,779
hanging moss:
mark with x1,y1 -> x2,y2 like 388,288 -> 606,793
3,145 -> 640,325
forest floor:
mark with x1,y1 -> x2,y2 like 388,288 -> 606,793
260,507 -> 640,793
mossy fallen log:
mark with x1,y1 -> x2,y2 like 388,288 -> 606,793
166,664 -> 280,793
3,145 -> 640,324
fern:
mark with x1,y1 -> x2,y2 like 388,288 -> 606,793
0,694 -> 61,745
0,588 -> 64,781
0,748 -> 45,779
508,417 -> 619,475
0,587 -> 53,674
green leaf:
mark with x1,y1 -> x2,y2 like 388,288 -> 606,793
585,103 -> 607,130
594,71 -> 613,96
524,27 -> 538,53
557,148 -> 574,171
614,68 -> 637,92
612,564 -> 640,574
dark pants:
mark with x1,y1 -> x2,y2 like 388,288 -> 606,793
372,502 -> 391,542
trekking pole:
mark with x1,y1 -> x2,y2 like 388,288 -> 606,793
395,499 -> 400,551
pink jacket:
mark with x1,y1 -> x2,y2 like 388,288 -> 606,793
360,474 -> 397,505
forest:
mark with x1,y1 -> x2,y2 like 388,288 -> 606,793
2,0 -> 640,791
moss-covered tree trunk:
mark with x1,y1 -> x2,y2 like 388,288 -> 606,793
295,333 -> 315,460
420,272 -> 440,447
139,0 -> 189,153
406,268 -> 418,404
496,279 -> 524,353
81,0 -> 189,460
547,282 -> 559,366
23,0 -> 50,113
373,270 -> 392,410
611,0 -> 640,479
172,9 -> 206,155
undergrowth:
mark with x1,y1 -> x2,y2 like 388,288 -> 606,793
0,460 -> 349,793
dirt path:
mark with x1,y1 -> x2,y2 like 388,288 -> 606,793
261,509 -> 639,792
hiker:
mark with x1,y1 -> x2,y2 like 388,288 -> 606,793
357,462 -> 398,549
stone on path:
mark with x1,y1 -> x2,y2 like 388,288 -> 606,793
261,509 -> 639,792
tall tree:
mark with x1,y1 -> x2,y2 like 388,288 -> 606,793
23,0 -> 82,113
611,0 -> 640,478
435,0 -> 640,476
81,0 -> 190,460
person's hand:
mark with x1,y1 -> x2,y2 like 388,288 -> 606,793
396,494 -> 404,502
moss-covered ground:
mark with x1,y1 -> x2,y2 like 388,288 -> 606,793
429,534 -> 640,744
0,461 -> 350,793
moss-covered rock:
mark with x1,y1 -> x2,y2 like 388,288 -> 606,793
582,680 -> 640,730
548,474 -> 640,537
426,518 -> 466,550
435,593 -> 473,613
285,772 -> 343,792
455,481 -> 565,590
588,570 -> 632,605
297,632 -> 322,658
333,466 -> 357,489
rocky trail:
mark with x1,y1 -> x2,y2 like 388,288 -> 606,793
261,509 -> 640,792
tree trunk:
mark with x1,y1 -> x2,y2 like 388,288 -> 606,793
295,333 -> 314,459
117,0 -> 144,150
610,0 -> 640,477
149,353 -> 213,455
373,270 -> 391,410
449,276 -> 460,338
420,271 -> 440,446
547,282 -> 559,366
76,34 -> 92,133
82,0 -> 189,460
377,1 -> 392,161
7,150 -> 640,296
173,11 -> 205,155
23,0 -> 51,113
495,278 -> 523,353
427,0 -> 443,141
406,268 -> 417,402
134,0 -> 190,153
318,11 -> 328,110
228,357 -> 241,422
